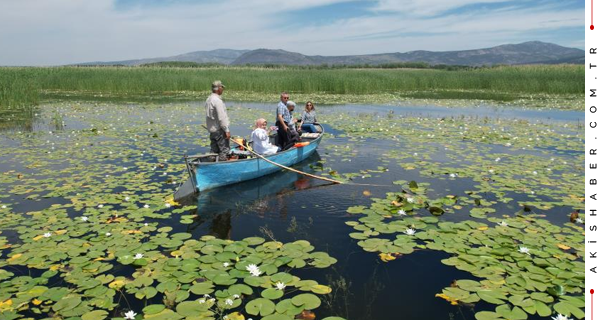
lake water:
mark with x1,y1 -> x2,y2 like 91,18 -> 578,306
0,101 -> 584,320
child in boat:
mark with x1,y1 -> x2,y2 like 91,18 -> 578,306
251,118 -> 280,155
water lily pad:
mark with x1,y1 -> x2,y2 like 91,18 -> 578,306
262,288 -> 284,300
553,300 -> 585,319
270,273 -> 293,284
495,304 -> 527,320
291,293 -> 321,310
275,299 -> 305,316
189,281 -> 215,295
262,314 -> 294,320
246,298 -> 275,316
81,310 -> 108,320
52,295 -> 82,312
176,300 -> 205,316
143,304 -> 166,315
226,312 -> 246,320
477,290 -> 507,305
475,311 -> 502,320
310,285 -> 332,294
228,284 -> 253,296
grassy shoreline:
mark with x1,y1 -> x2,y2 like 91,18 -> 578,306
0,65 -> 585,110
40,89 -> 583,110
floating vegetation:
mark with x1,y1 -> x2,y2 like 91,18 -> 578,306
345,180 -> 584,319
0,100 -> 583,320
0,102 -> 345,320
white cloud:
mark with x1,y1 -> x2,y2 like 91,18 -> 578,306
371,0 -> 514,15
0,0 -> 583,65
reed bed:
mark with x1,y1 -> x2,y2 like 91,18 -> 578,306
0,64 -> 584,107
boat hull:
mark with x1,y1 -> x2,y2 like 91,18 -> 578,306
194,134 -> 322,192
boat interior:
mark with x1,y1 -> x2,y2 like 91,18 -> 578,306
189,124 -> 323,164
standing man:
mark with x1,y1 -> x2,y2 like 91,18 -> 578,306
206,80 -> 230,161
276,92 -> 290,147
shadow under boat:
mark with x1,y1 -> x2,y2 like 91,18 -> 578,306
177,152 -> 326,238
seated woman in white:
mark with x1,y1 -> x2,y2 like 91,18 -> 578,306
251,118 -> 279,155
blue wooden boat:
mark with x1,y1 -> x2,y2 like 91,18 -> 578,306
176,124 -> 323,197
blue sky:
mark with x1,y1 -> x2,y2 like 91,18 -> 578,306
0,0 -> 585,65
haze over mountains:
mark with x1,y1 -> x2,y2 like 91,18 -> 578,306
78,41 -> 583,67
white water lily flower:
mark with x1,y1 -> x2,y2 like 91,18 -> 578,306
488,169 -> 494,173
123,167 -> 128,170
413,153 -> 418,156
497,221 -> 508,227
225,298 -> 234,306
405,228 -> 416,236
532,171 -> 537,175
198,299 -> 206,304
209,298 -> 216,302
551,314 -> 572,320
81,216 -> 89,222
223,262 -> 229,267
233,294 -> 240,299
1,205 -> 6,209
124,196 -> 130,201
449,173 -> 456,178
144,223 -> 149,226
203,294 -> 211,298
576,218 -> 583,224
397,209 -> 407,216
518,246 -> 530,255
134,253 -> 144,259
97,204 -> 103,208
246,264 -> 262,277
495,157 -> 501,162
43,232 -> 52,238
407,197 -> 415,203
105,232 -> 111,236
143,204 -> 149,208
124,310 -> 137,320
276,282 -> 286,290
165,203 -> 171,208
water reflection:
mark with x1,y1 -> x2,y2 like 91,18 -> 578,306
181,153 -> 324,239
0,106 -> 39,131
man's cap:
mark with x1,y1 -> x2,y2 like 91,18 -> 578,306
212,80 -> 225,88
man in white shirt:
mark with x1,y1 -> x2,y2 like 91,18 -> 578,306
205,80 -> 231,161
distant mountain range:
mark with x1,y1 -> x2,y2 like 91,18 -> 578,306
76,41 -> 583,67
77,49 -> 250,66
